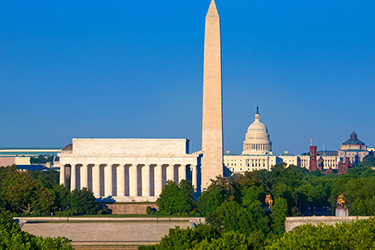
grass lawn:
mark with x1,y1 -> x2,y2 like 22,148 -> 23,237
19,214 -> 202,218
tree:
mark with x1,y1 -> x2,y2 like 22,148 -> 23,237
197,176 -> 234,216
193,231 -> 249,250
268,218 -> 375,249
157,180 -> 181,215
0,165 -> 17,186
241,187 -> 270,234
270,197 -> 288,234
0,166 -> 17,210
33,187 -> 56,215
233,171 -> 264,203
0,208 -> 72,249
223,166 -> 233,178
30,155 -> 54,164
141,224 -> 221,250
30,169 -> 59,189
271,183 -> 296,216
175,179 -> 195,215
2,172 -> 55,215
156,180 -> 196,215
52,184 -> 70,211
355,155 -> 375,168
70,188 -> 97,215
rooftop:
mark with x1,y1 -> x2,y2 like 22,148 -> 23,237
342,131 -> 365,146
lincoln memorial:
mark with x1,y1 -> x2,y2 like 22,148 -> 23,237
59,138 -> 202,202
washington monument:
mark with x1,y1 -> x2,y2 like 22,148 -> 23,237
201,0 -> 223,189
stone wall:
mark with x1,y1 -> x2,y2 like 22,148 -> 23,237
285,216 -> 370,232
103,203 -> 158,215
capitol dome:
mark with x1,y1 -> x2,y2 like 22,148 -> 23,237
242,107 -> 272,155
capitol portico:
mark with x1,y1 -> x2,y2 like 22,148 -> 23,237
59,139 -> 201,202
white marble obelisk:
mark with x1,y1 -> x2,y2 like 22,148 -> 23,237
201,0 -> 223,190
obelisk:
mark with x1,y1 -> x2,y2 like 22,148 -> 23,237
201,0 -> 223,190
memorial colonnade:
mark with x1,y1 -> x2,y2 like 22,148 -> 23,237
60,158 -> 199,202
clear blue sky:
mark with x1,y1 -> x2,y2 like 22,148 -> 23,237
1,0 -> 374,155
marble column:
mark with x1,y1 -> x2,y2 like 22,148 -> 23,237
154,165 -> 163,197
167,164 -> 175,182
70,164 -> 76,191
81,164 -> 89,189
92,165 -> 101,197
130,164 -> 138,197
105,164 -> 113,197
142,165 -> 150,197
191,164 -> 197,191
60,165 -> 66,186
179,165 -> 187,183
117,164 -> 125,197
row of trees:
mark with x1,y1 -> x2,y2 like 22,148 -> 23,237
0,165 -> 97,216
155,171 -> 289,236
140,217 -> 375,250
151,155 -> 375,248
157,155 -> 375,217
30,156 -> 54,164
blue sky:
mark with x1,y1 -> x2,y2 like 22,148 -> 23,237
0,0 -> 374,155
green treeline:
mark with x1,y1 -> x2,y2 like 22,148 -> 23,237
144,155 -> 375,249
0,209 -> 72,249
141,218 -> 375,249
0,165 -> 98,216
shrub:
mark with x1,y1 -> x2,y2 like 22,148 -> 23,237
146,206 -> 157,215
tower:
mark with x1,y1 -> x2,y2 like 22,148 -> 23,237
309,146 -> 318,172
201,0 -> 223,190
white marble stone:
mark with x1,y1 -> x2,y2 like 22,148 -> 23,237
59,138 -> 202,202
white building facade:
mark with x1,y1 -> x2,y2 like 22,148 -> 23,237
338,131 -> 369,164
59,139 -> 201,202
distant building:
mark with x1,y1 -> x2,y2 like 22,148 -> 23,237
224,108 -> 281,174
0,148 -> 61,157
337,157 -> 353,175
0,148 -> 62,169
224,113 -> 371,174
278,151 -> 300,167
299,131 -> 369,173
0,157 -> 30,167
338,130 -> 369,164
